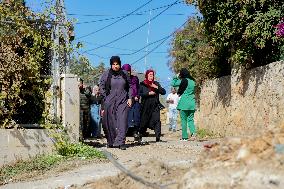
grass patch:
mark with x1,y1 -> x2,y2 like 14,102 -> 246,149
197,128 -> 216,139
57,142 -> 106,159
0,143 -> 106,185
0,154 -> 64,184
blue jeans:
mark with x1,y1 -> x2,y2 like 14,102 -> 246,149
169,108 -> 178,130
90,104 -> 101,137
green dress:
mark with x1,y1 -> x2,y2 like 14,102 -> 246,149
171,77 -> 195,111
172,77 -> 196,139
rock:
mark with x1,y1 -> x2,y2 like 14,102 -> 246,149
278,136 -> 284,144
237,145 -> 250,161
249,138 -> 270,153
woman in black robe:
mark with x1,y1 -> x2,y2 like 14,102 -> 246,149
139,69 -> 166,142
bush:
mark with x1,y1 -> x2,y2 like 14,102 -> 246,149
170,0 -> 284,83
190,0 -> 284,68
57,142 -> 106,159
169,17 -> 230,83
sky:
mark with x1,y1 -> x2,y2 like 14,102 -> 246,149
25,0 -> 196,91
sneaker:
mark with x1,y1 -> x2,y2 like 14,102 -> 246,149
180,138 -> 188,141
173,129 -> 176,132
189,133 -> 197,141
169,128 -> 172,131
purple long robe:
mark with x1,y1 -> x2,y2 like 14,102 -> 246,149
99,70 -> 132,146
130,75 -> 139,98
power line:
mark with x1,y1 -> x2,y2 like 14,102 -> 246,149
68,14 -> 110,17
81,36 -> 169,54
85,52 -> 108,59
75,1 -> 185,25
117,31 -> 170,55
83,0 -> 180,53
78,36 -> 171,60
131,20 -> 188,66
70,1 -> 184,18
76,0 -> 154,40
131,36 -> 170,66
76,13 -> 185,25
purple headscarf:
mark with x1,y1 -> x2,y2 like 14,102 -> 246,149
122,64 -> 131,72
122,64 -> 139,97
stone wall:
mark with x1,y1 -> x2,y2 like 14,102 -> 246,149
0,129 -> 54,166
195,61 -> 284,136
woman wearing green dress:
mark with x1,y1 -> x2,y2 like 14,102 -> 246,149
171,68 -> 196,141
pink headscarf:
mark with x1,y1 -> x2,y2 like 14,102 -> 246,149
143,69 -> 155,91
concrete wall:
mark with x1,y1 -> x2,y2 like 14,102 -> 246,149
0,129 -> 54,167
195,61 -> 284,136
61,74 -> 80,142
0,74 -> 80,167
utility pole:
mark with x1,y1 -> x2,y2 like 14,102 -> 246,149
50,0 -> 69,122
144,10 -> 152,72
56,0 -> 70,74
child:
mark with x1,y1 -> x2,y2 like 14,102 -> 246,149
166,87 -> 179,132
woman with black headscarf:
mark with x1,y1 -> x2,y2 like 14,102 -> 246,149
99,56 -> 132,150
172,68 -> 197,141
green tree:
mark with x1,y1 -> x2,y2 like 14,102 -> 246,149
187,0 -> 284,68
70,56 -> 105,86
169,17 -> 225,83
0,0 -> 52,126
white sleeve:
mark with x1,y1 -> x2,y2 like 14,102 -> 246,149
166,94 -> 171,100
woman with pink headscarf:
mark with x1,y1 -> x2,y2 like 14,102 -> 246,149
139,70 -> 166,142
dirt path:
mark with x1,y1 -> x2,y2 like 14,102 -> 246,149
1,127 -> 208,189
73,123 -> 284,189
4,124 -> 282,189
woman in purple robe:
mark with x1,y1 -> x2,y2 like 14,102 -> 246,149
121,64 -> 140,140
99,56 -> 132,150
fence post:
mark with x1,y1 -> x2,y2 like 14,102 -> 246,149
60,74 -> 80,142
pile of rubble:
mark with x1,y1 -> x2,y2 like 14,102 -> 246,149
79,159 -> 187,189
179,123 -> 284,189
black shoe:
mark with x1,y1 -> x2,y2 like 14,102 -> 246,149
156,137 -> 161,142
107,144 -> 114,148
134,133 -> 140,141
133,132 -> 139,137
119,144 -> 127,150
137,134 -> 143,144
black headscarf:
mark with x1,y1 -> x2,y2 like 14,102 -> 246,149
179,68 -> 194,80
105,56 -> 129,96
177,68 -> 194,96
109,56 -> 122,76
